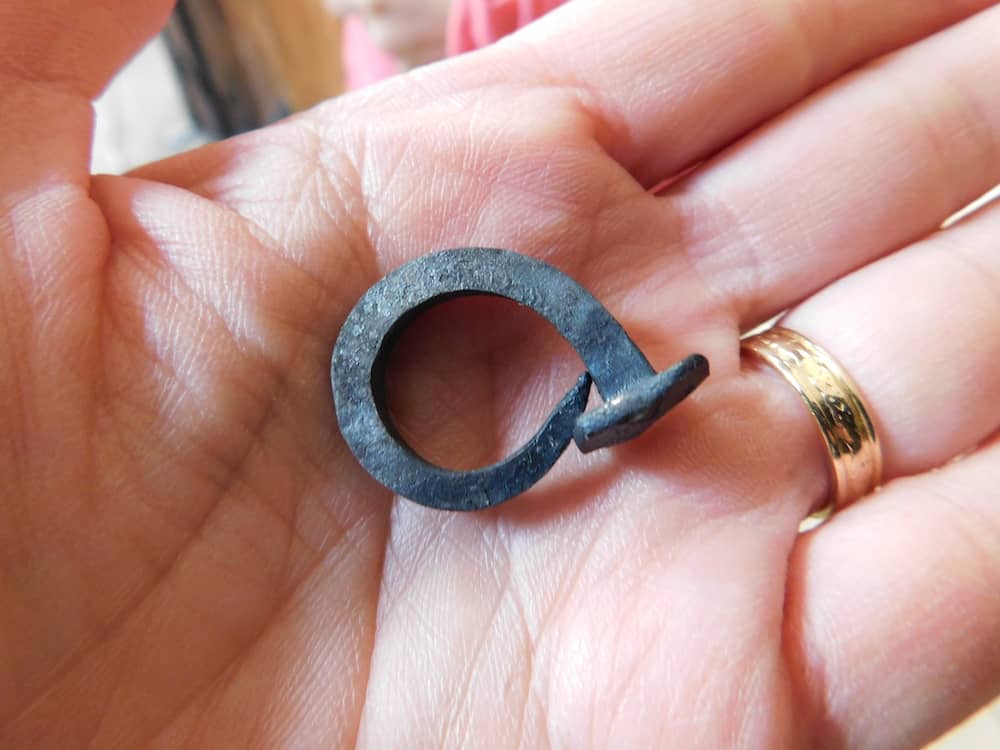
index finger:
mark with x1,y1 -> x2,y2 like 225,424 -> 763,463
504,0 -> 997,186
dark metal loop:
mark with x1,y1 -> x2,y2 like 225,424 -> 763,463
332,248 -> 709,510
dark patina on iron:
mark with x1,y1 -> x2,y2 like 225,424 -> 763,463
332,248 -> 709,510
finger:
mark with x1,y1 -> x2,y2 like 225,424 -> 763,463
0,0 -> 174,186
0,0 -> 176,328
778,197 -> 1000,485
739,197 -> 1000,534
670,6 -> 1000,328
0,1 -> 179,514
786,436 -> 1000,749
760,202 -> 1000,745
0,1 -> 172,95
506,0 -> 997,186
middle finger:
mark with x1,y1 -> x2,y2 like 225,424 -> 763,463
666,5 -> 1000,332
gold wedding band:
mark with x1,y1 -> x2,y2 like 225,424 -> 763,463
741,327 -> 882,529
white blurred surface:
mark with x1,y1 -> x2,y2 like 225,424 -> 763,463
92,36 -> 208,174
929,703 -> 1000,750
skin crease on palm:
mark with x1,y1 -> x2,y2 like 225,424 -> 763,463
1,0 -> 999,747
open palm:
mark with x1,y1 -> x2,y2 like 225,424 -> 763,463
2,1 -> 999,747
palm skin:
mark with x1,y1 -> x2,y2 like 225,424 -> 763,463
2,1 -> 1000,748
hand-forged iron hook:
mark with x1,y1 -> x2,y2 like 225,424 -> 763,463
332,248 -> 709,511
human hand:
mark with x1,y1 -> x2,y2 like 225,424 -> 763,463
2,0 -> 999,747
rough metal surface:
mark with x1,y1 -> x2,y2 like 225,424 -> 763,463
332,248 -> 709,511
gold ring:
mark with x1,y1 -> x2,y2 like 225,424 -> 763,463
741,327 -> 882,530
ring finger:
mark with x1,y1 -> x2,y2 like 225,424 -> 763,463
772,197 -> 1000,501
744,197 -> 1000,747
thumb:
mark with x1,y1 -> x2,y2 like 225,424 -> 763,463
0,0 -> 175,98
0,0 -> 175,191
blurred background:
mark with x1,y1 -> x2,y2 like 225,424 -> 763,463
93,0 -> 346,173
90,3 -> 1000,747
93,0 -> 575,171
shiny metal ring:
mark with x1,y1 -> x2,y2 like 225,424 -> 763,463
742,327 -> 882,529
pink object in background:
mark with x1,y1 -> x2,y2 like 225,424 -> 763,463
447,0 -> 566,56
341,0 -> 566,90
342,15 -> 400,91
